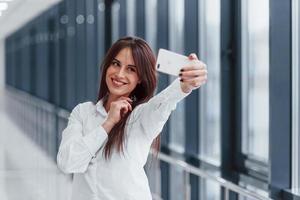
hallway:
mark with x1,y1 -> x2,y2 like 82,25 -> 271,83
0,94 -> 72,200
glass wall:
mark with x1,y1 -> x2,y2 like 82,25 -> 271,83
198,0 -> 221,166
199,178 -> 221,200
168,1 -> 185,199
145,0 -> 157,52
111,1 -> 120,43
144,0 -> 161,198
241,0 -> 270,162
126,0 -> 135,36
168,0 -> 185,153
198,0 -> 221,199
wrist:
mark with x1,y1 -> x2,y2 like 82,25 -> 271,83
101,119 -> 115,134
180,82 -> 192,93
104,119 -> 116,126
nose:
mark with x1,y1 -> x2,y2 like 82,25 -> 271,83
116,66 -> 126,77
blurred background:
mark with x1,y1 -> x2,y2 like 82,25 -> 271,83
0,0 -> 299,199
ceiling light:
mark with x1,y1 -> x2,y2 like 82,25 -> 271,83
0,2 -> 8,11
0,0 -> 13,2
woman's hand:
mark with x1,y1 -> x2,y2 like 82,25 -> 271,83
179,53 -> 208,93
102,97 -> 133,134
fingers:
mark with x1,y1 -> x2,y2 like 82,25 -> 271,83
117,99 -> 132,117
181,76 -> 207,87
118,97 -> 133,111
179,68 -> 207,78
120,107 -> 129,117
179,59 -> 207,86
121,100 -> 132,111
108,97 -> 134,123
188,53 -> 198,60
118,96 -> 133,103
181,61 -> 207,71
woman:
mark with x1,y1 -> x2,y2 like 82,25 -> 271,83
57,36 -> 207,200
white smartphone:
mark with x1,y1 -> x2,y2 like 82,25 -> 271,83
155,48 -> 192,76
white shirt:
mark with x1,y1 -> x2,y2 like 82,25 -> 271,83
57,78 -> 190,200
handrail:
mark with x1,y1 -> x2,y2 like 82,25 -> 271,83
152,150 -> 272,200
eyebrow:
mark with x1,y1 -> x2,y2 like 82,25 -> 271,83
113,58 -> 136,68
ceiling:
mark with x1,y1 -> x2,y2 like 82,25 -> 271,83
0,0 -> 62,40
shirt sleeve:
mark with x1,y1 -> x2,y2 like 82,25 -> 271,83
132,77 -> 191,141
56,103 -> 108,174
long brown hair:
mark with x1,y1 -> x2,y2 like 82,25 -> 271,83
96,36 -> 160,159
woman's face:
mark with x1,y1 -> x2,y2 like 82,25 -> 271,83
106,47 -> 140,98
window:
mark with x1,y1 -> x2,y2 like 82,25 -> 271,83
197,0 -> 221,198
111,0 -> 126,42
75,0 -> 87,103
144,0 -> 161,197
29,29 -> 37,96
126,0 -> 135,36
96,0 -> 105,99
85,0 -> 98,101
65,0 -> 77,110
198,0 -> 221,165
200,178 -> 221,200
241,0 -> 269,162
168,0 -> 185,153
48,18 -> 56,104
111,1 -> 120,43
145,0 -> 157,51
135,0 -> 145,38
170,166 -> 185,200
168,0 -> 186,199
58,2 -> 67,108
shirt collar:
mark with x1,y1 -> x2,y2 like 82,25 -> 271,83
96,99 -> 108,117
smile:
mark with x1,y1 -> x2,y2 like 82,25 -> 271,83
111,78 -> 127,86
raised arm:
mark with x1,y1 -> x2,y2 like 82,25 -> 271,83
132,77 -> 191,141
57,103 -> 108,174
132,53 -> 207,142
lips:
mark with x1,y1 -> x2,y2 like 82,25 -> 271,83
111,78 -> 127,87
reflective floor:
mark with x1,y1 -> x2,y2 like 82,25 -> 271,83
0,93 -> 72,200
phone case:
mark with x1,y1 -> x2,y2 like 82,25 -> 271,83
155,49 -> 192,76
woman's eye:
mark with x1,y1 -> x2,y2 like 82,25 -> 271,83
112,61 -> 120,66
128,67 -> 136,72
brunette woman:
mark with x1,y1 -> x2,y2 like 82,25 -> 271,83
57,36 -> 207,200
